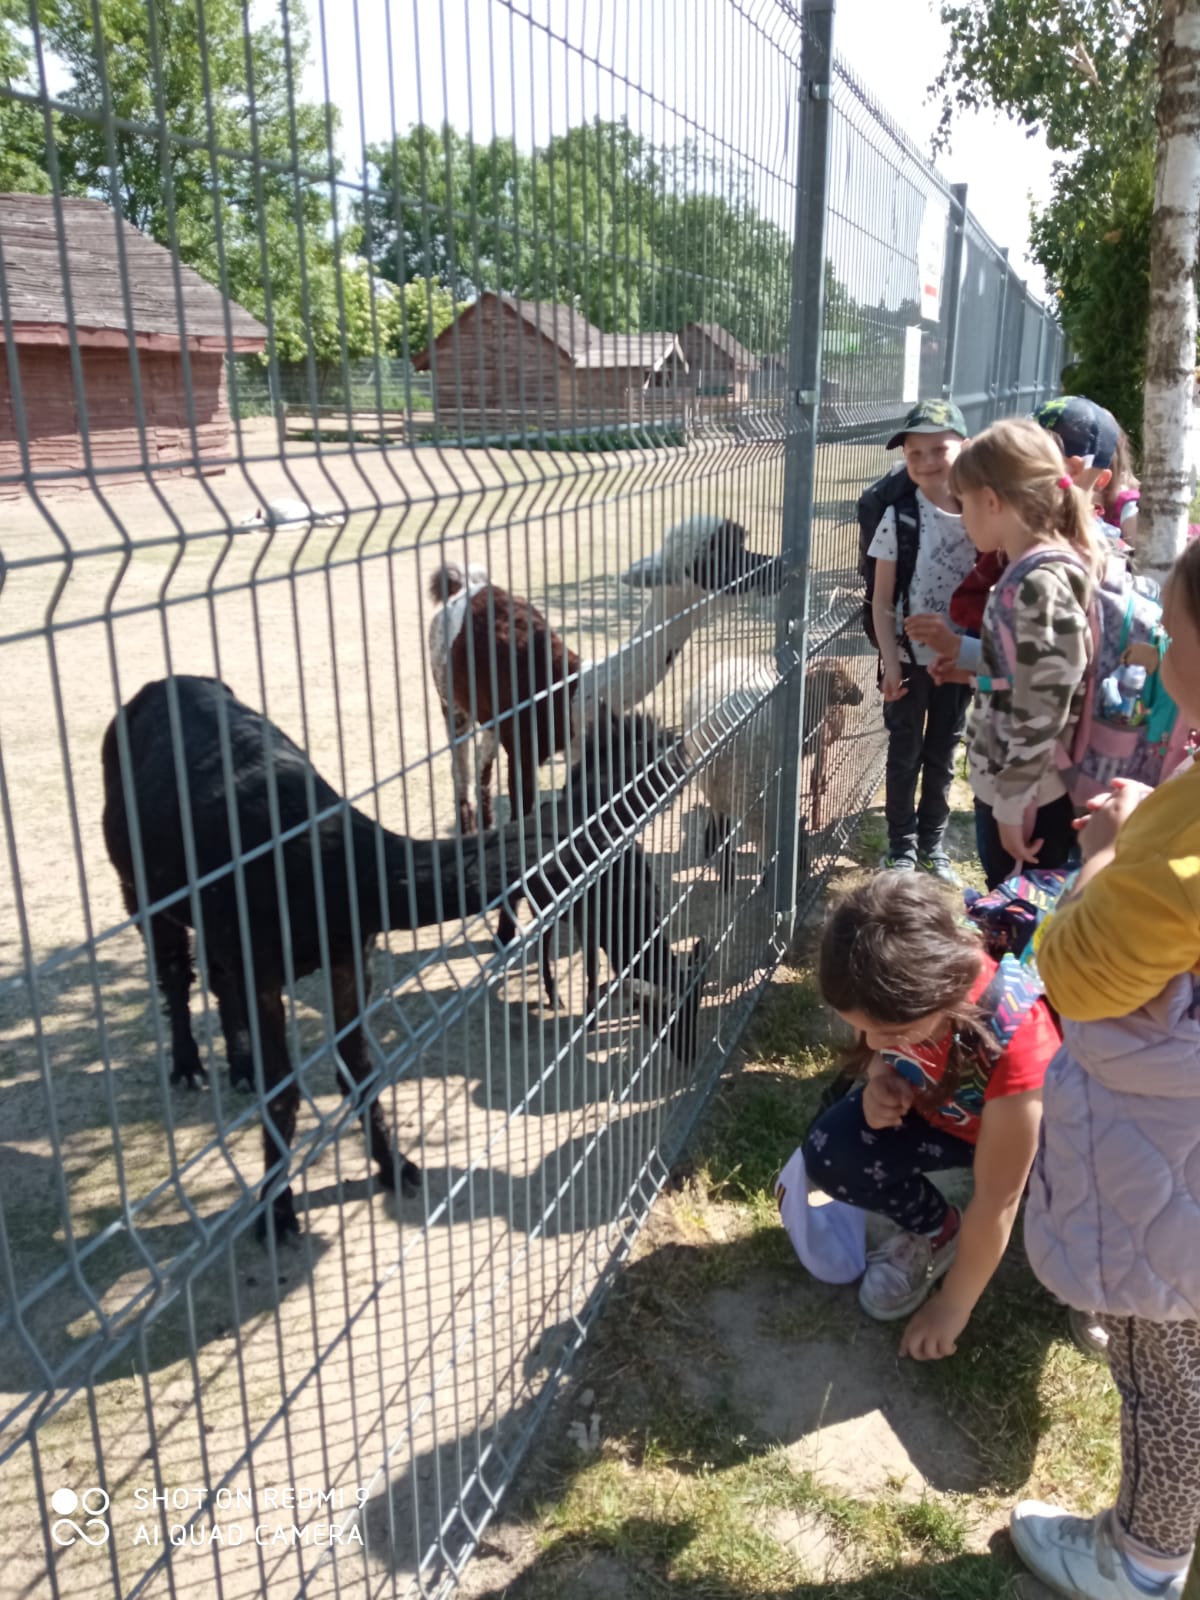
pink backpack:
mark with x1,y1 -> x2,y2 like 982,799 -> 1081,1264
982,546 -> 1192,804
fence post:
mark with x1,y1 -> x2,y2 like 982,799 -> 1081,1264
941,183 -> 967,399
772,0 -> 836,941
1031,294 -> 1046,410
1008,278 -> 1027,415
987,246 -> 1010,423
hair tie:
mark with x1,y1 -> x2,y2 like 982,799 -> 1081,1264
1057,475 -> 1073,491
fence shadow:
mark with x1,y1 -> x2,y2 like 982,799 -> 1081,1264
355,1226 -> 1063,1593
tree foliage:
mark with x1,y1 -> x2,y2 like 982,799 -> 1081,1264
0,0 -> 383,375
934,0 -> 1165,448
360,118 -> 791,352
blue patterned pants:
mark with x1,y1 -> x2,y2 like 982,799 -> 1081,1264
803,1084 -> 976,1235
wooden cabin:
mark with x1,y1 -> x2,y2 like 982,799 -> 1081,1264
0,193 -> 266,495
678,322 -> 759,405
413,292 -> 689,431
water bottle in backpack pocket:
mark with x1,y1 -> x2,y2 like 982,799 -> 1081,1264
983,547 -> 1192,802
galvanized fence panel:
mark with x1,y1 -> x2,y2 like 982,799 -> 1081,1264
0,1 -> 1060,1596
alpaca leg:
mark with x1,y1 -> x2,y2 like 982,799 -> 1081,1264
210,956 -> 253,1090
255,990 -> 300,1240
811,726 -> 828,832
508,736 -> 540,821
449,702 -> 479,833
476,726 -> 497,831
331,956 -> 420,1197
119,873 -> 203,1087
147,909 -> 205,1089
540,924 -> 559,1010
494,732 -> 520,946
583,911 -> 600,1028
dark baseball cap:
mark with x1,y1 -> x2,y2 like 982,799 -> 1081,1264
885,398 -> 968,451
1033,395 -> 1120,471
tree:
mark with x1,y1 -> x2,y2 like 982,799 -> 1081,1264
0,0 -> 386,372
935,0 -> 1200,570
1140,0 -> 1200,575
935,0 -> 1162,448
359,117 -> 791,349
389,278 -> 462,359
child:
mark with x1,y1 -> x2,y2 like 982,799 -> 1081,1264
803,873 -> 1059,1360
868,399 -> 977,880
1033,393 -> 1124,549
1101,426 -> 1141,548
950,418 -> 1104,889
1010,537 -> 1200,1600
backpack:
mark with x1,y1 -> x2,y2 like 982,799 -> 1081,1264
858,466 -> 920,649
964,868 -> 1073,966
982,547 -> 1193,803
806,951 -> 1047,1132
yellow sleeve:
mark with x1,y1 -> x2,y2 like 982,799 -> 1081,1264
1038,785 -> 1200,1022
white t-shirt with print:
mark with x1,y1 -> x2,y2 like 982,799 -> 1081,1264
867,489 -> 977,668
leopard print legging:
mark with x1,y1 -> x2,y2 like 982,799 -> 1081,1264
1098,1313 -> 1200,1567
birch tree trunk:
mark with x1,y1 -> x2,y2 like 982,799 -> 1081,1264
1140,0 -> 1200,583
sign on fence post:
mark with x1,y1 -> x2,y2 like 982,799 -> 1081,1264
771,0 -> 837,942
941,184 -> 968,399
918,196 -> 948,323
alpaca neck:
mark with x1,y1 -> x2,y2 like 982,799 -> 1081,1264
575,581 -> 701,717
366,816 -> 526,932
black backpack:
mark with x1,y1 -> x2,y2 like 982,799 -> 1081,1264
858,466 -> 921,649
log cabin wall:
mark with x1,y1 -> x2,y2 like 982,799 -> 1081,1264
0,345 -> 229,496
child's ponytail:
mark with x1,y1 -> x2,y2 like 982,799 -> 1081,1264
1054,474 -> 1103,569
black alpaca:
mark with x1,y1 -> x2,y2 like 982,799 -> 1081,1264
103,676 -> 702,1237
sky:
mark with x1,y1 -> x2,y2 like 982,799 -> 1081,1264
300,0 -> 1054,297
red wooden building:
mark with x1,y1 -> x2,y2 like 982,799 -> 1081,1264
413,292 -> 688,431
0,193 -> 266,495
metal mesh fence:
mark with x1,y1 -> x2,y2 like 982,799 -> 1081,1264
0,1 -> 1060,1596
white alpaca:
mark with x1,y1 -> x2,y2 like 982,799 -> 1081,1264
235,497 -> 347,531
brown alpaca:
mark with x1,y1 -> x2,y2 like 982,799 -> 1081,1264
428,564 -> 581,832
803,659 -> 865,829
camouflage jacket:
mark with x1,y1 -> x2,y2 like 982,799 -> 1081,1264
968,561 -> 1091,825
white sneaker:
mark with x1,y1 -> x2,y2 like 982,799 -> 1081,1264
1010,1503 -> 1186,1600
1068,1308 -> 1110,1359
857,1217 -> 959,1321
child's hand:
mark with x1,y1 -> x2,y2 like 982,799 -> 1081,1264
862,1070 -> 914,1130
1076,778 -> 1152,859
880,665 -> 907,702
998,819 -> 1042,868
929,654 -> 973,687
905,613 -> 958,659
899,1291 -> 970,1361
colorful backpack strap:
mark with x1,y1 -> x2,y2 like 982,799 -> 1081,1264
975,953 -> 1045,1055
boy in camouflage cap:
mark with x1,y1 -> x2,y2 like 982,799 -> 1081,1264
867,399 -> 976,881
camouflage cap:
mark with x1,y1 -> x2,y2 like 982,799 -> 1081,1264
886,398 -> 968,451
1033,394 -> 1120,471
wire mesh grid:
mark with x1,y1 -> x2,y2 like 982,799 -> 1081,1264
0,1 -> 1060,1596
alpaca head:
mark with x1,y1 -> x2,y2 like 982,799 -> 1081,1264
621,514 -> 783,597
428,561 -> 490,603
808,659 -> 865,710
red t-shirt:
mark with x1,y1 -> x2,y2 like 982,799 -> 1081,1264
881,956 -> 1060,1145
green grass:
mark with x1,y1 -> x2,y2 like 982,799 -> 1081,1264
465,805 -> 1119,1599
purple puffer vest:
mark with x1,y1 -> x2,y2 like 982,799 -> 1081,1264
1024,973 -> 1200,1322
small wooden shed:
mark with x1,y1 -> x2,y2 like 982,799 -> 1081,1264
678,322 -> 759,404
414,292 -> 688,429
0,193 -> 267,494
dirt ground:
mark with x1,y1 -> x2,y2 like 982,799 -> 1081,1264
0,424 -> 888,1600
